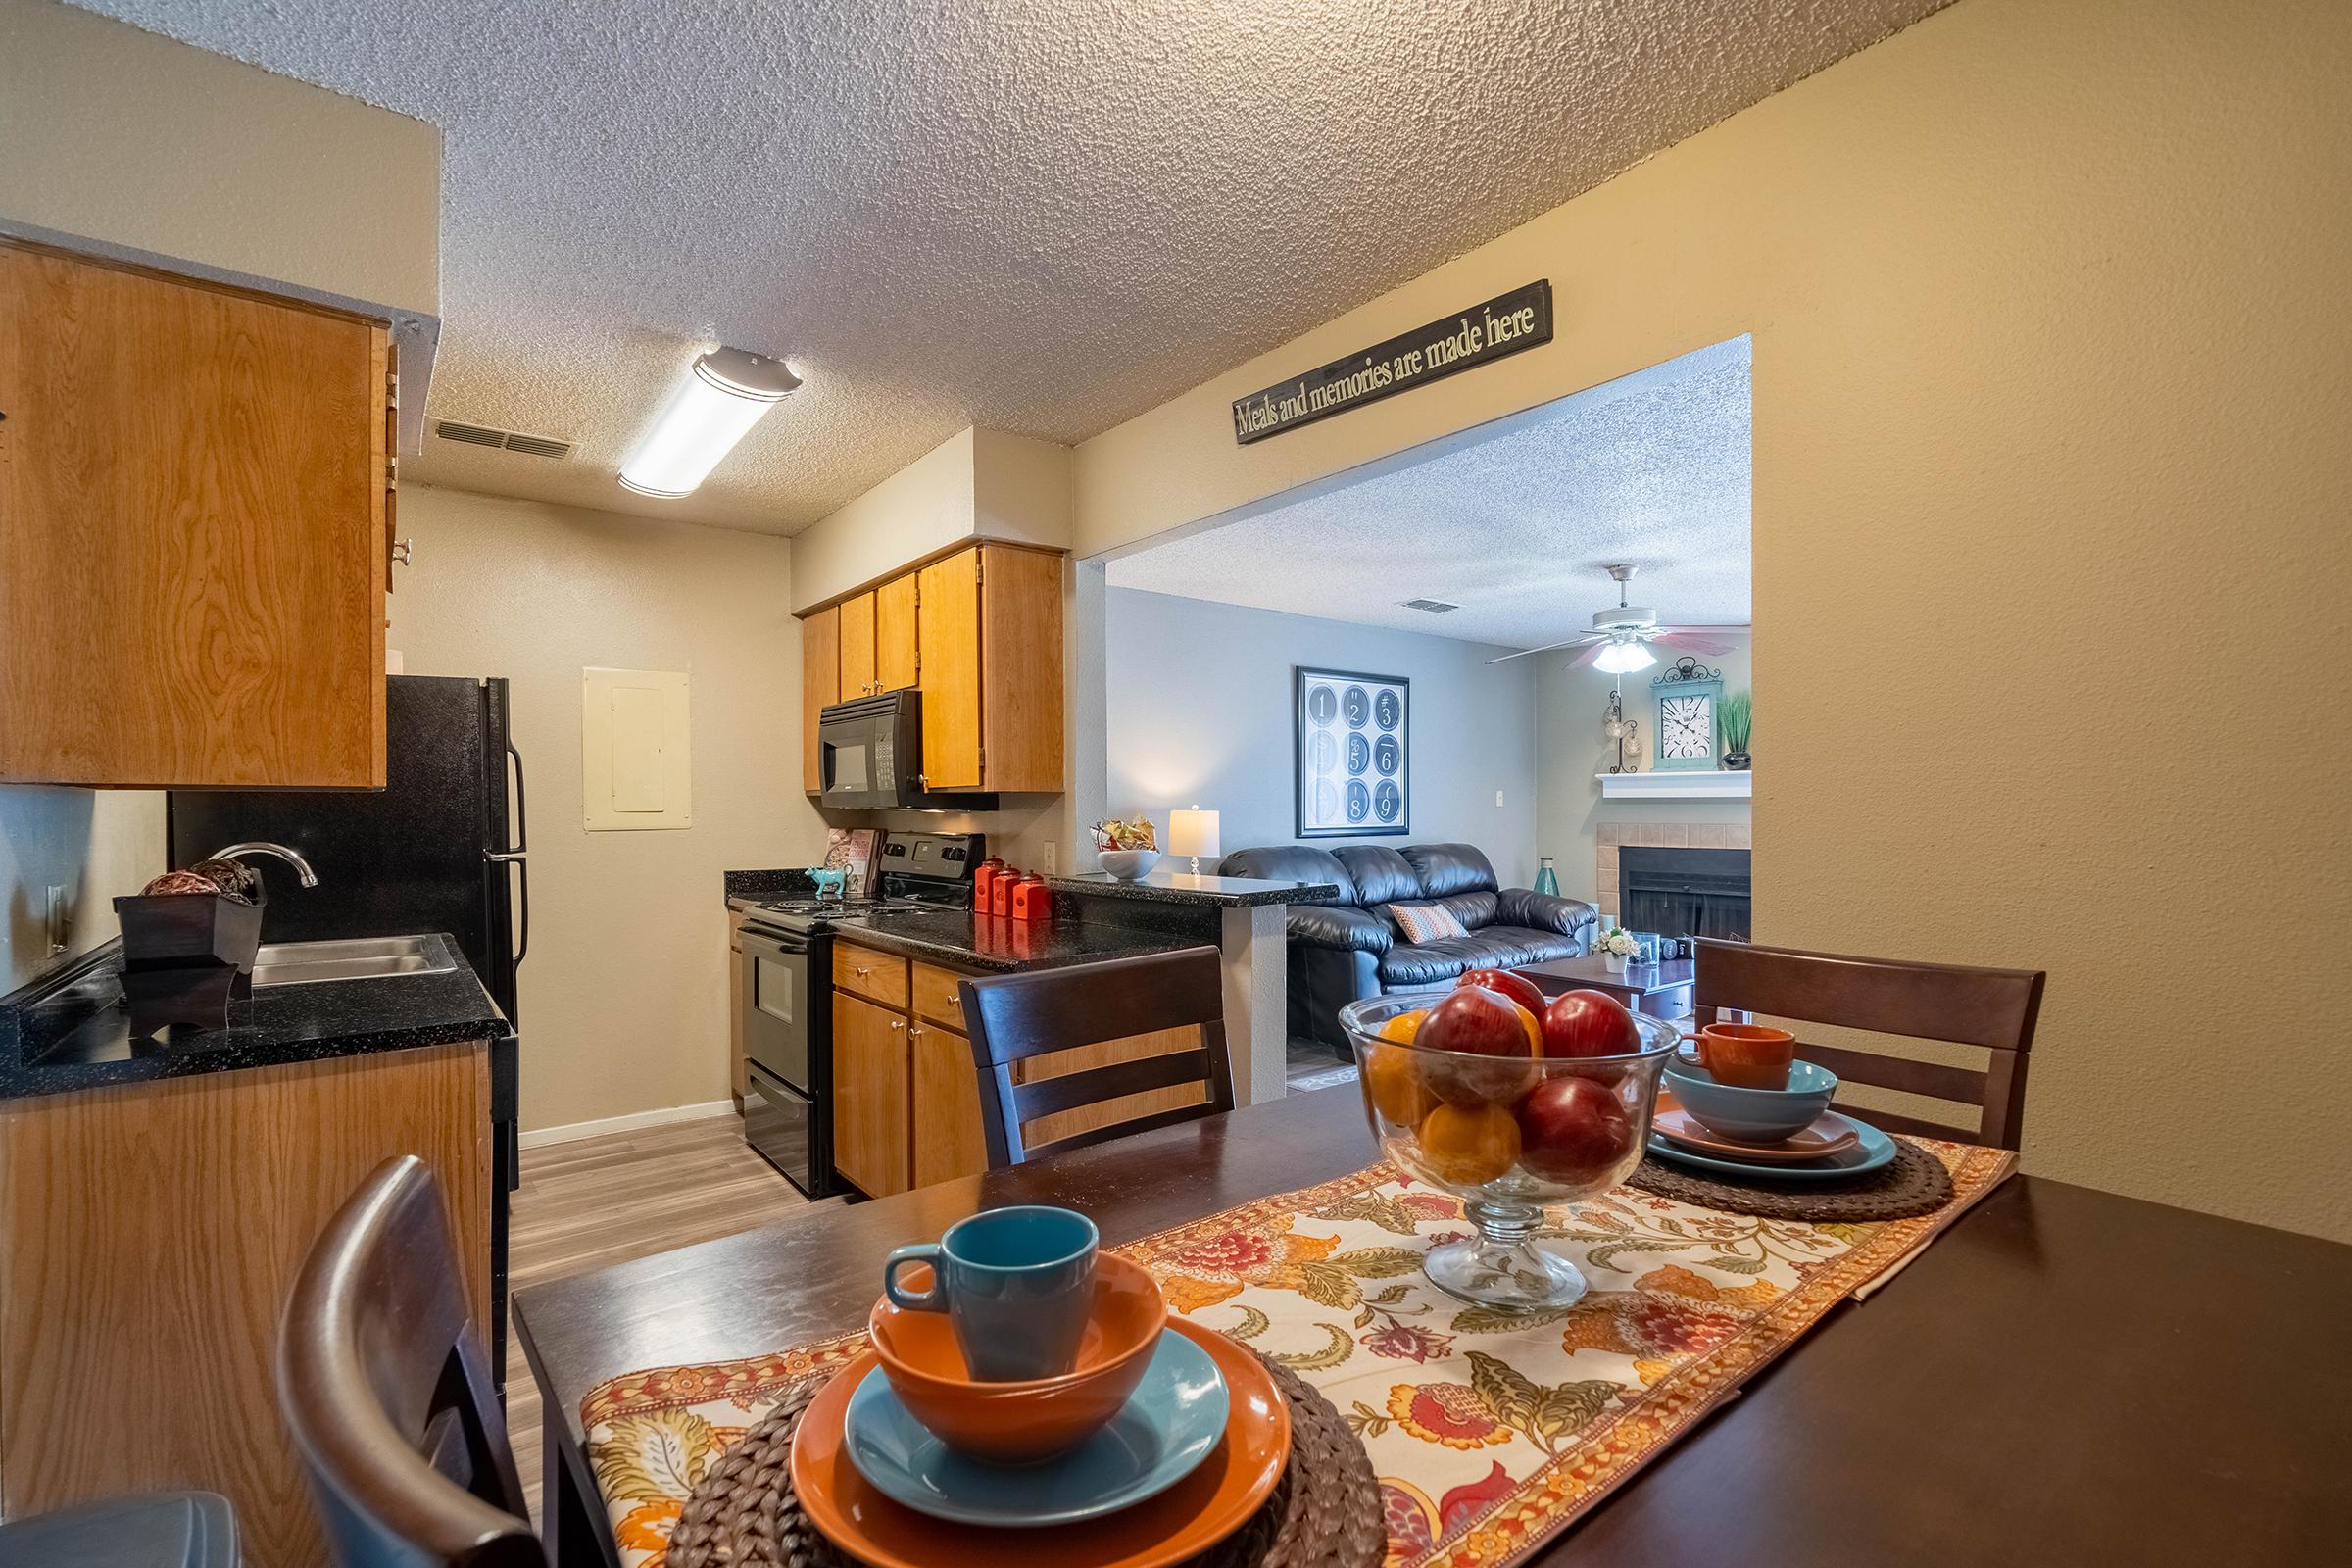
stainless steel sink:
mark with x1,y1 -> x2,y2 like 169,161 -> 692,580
251,935 -> 454,988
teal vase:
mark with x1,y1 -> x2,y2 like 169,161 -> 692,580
1534,858 -> 1560,897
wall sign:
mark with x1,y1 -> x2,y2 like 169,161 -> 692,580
1295,666 -> 1409,838
1233,281 -> 1552,445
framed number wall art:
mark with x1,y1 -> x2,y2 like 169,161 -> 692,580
1295,667 -> 1408,838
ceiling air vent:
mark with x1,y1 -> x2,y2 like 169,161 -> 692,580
1399,598 -> 1459,613
433,419 -> 574,460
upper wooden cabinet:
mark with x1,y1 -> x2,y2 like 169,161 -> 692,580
801,542 -> 1063,795
838,591 -> 878,700
0,239 -> 391,788
875,573 -> 919,694
801,605 -> 839,794
919,544 -> 1063,793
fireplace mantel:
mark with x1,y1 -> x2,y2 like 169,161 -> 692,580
1595,771 -> 1752,800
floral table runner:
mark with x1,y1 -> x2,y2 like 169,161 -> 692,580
583,1138 -> 2014,1568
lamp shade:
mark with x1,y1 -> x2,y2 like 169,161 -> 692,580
1167,808 -> 1221,863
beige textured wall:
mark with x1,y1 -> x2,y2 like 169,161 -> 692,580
1535,638 -> 1755,907
0,0 -> 438,315
1073,0 -> 2352,1239
388,485 -> 822,1134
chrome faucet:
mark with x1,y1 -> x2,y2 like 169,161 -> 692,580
208,842 -> 320,888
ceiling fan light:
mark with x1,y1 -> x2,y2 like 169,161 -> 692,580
1594,641 -> 1657,674
618,347 -> 800,498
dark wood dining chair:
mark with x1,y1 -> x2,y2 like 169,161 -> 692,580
278,1155 -> 543,1568
958,945 -> 1236,1167
1694,938 -> 2047,1150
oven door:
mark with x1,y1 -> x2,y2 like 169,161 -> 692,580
740,922 -> 813,1091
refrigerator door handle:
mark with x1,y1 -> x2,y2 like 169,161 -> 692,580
491,741 -> 528,968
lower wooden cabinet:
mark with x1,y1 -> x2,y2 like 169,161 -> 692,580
832,989 -> 911,1197
910,1018 -> 989,1188
728,910 -> 747,1106
826,942 -> 1208,1197
0,1042 -> 490,1567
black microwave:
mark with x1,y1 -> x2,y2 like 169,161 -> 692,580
816,691 -> 997,811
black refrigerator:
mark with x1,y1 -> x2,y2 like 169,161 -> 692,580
169,674 -> 527,1376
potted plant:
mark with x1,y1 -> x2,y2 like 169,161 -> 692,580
1719,690 -> 1752,770
1593,923 -> 1640,973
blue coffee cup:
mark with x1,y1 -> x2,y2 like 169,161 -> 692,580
882,1205 -> 1100,1381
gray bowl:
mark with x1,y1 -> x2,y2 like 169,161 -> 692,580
1664,1058 -> 1838,1143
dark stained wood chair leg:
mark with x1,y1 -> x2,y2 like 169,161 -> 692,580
1693,939 -> 2046,1150
959,946 -> 1237,1169
545,1429 -> 620,1568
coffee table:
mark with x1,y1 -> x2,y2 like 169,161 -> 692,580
1520,954 -> 1700,1021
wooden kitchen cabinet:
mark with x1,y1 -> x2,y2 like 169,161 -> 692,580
728,909 -> 748,1106
918,544 -> 1064,792
800,541 -> 1063,796
0,1042 -> 490,1567
838,590 -> 878,699
0,237 -> 391,788
875,572 -> 919,693
909,1018 -> 989,1188
801,605 -> 839,793
832,986 -> 911,1197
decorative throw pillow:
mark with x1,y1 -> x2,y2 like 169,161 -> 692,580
1384,902 -> 1469,945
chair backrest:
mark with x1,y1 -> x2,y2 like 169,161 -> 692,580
278,1156 -> 542,1568
958,946 -> 1236,1167
1694,939 -> 2046,1150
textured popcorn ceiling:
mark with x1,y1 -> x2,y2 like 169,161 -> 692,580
1108,337 -> 1750,649
73,1 -> 1942,534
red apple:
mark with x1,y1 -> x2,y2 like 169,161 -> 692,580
1514,1076 -> 1635,1184
1459,966 -> 1545,1017
1540,988 -> 1642,1059
1414,986 -> 1540,1102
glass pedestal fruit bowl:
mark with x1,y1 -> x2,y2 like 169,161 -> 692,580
1341,993 -> 1678,1313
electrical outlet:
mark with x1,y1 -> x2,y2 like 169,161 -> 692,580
45,885 -> 69,957
1042,840 -> 1057,874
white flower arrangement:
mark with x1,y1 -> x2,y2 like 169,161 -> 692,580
1596,926 -> 1640,959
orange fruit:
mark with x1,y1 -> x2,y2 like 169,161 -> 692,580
1414,1101 -> 1521,1186
1363,1046 -> 1436,1126
1379,1009 -> 1428,1044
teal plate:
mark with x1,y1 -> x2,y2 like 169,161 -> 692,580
841,1329 -> 1229,1528
1645,1116 -> 1898,1182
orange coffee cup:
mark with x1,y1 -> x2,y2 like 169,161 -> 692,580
1683,1023 -> 1798,1089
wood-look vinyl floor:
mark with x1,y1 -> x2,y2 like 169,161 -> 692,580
505,1109 -> 822,1523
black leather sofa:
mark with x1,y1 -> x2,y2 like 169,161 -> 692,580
1219,842 -> 1598,1051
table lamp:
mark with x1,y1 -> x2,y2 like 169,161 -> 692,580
1168,807 -> 1220,876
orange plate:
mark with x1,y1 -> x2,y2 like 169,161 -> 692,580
791,1317 -> 1290,1568
1652,1089 -> 1860,1163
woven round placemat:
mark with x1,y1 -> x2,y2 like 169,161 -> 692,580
1624,1135 -> 1954,1221
665,1350 -> 1384,1568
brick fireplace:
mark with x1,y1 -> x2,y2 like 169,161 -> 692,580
1595,822 -> 1751,936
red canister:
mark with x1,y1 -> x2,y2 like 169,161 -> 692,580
972,858 -> 1004,909
991,867 -> 1017,916
1011,874 -> 1050,921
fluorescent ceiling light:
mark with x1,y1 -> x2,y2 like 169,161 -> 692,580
618,347 -> 800,498
1593,640 -> 1657,674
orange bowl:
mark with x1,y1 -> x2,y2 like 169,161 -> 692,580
866,1251 -> 1166,1462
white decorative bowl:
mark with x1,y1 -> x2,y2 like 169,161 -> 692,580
1098,849 -> 1161,881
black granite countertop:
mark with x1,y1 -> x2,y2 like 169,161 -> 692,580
1047,871 -> 1340,908
819,908 -> 1206,973
724,867 -> 817,901
0,934 -> 513,1102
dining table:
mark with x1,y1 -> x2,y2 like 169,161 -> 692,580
514,1086 -> 2351,1567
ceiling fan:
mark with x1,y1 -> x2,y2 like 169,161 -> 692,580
1486,564 -> 1749,669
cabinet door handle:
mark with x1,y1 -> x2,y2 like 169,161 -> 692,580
890,1019 -> 906,1032
854,965 -> 871,977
